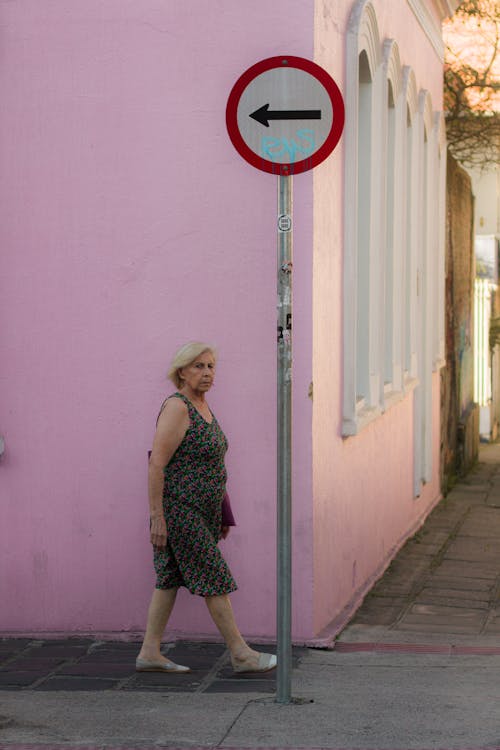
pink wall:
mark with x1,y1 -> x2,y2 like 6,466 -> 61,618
0,1 -> 314,639
1,0 -> 448,643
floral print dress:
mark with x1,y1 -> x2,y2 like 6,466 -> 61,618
153,392 -> 238,596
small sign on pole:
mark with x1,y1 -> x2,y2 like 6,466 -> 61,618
226,56 -> 344,704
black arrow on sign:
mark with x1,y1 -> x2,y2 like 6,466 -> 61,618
249,103 -> 322,128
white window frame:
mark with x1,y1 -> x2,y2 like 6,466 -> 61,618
413,89 -> 435,493
381,40 -> 405,406
342,0 -> 443,443
433,112 -> 447,370
402,67 -> 419,387
343,0 -> 383,436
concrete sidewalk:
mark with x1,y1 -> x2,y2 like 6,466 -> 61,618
339,440 -> 500,646
1,444 -> 500,750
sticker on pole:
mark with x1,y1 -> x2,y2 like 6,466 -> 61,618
226,56 -> 345,176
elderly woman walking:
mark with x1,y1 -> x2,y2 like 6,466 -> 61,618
136,342 -> 276,674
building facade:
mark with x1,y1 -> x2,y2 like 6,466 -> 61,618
0,0 -> 456,642
470,165 -> 500,440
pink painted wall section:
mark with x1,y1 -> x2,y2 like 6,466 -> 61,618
0,1 -> 314,639
312,378 -> 442,634
311,0 -> 445,635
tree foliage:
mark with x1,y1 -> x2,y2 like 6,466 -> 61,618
444,0 -> 500,168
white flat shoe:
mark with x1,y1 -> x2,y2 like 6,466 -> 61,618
233,652 -> 277,674
135,657 -> 191,673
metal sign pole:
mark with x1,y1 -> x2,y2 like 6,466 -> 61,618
276,172 -> 293,704
226,52 -> 344,708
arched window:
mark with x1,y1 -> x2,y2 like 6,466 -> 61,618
434,113 -> 447,369
384,80 -> 396,387
343,0 -> 382,435
414,90 -> 434,493
402,67 -> 418,381
356,49 -> 373,406
382,40 -> 403,402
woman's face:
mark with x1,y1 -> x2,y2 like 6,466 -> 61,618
179,351 -> 216,393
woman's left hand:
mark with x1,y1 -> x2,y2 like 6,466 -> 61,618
220,525 -> 230,540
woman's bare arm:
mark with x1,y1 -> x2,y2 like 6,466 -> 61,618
148,398 -> 189,548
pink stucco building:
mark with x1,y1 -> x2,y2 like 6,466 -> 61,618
0,0 -> 457,642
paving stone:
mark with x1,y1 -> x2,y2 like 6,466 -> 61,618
90,641 -> 140,649
372,569 -> 428,593
57,662 -> 134,678
26,645 -> 90,658
415,527 -> 451,540
445,537 -> 500,563
484,621 -> 500,634
402,541 -> 444,556
34,676 -> 119,691
350,608 -> 402,626
217,656 -> 290,680
131,671 -> 203,688
446,488 -> 489,503
216,665 -> 279,680
36,638 -> 94,647
1,657 -> 66,671
336,642 -> 453,654
0,651 -> 27,665
459,508 -> 500,537
414,592 -> 490,610
426,503 -> 467,517
81,650 -> 137,663
370,582 -> 416,597
432,559 -> 499,579
389,557 -> 432,575
355,599 -> 406,617
396,619 -> 484,634
408,603 -> 488,618
204,679 -> 274,693
168,640 -> 225,655
0,639 -> 32,648
425,575 -> 494,592
455,486 -> 483,498
396,604 -> 487,633
166,641 -> 226,670
466,505 -> 500,518
360,595 -> 408,607
422,517 -> 463,531
483,611 -> 500,633
416,585 -> 491,602
455,480 -> 491,489
121,683 -> 197,692
460,526 -> 500,540
133,670 -> 207,685
0,671 -> 46,687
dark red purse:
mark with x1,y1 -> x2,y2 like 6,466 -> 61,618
221,492 -> 236,526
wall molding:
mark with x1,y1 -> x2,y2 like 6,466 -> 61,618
406,0 -> 446,61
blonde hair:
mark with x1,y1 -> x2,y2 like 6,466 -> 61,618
167,342 -> 217,389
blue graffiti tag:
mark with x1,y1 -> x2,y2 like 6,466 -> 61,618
261,129 -> 315,163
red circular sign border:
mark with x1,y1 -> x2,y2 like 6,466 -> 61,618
226,55 -> 345,176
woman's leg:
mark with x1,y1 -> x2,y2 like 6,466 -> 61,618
138,587 -> 178,662
205,593 -> 270,670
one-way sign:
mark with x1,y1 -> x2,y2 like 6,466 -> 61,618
226,56 -> 344,175
249,104 -> 322,128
